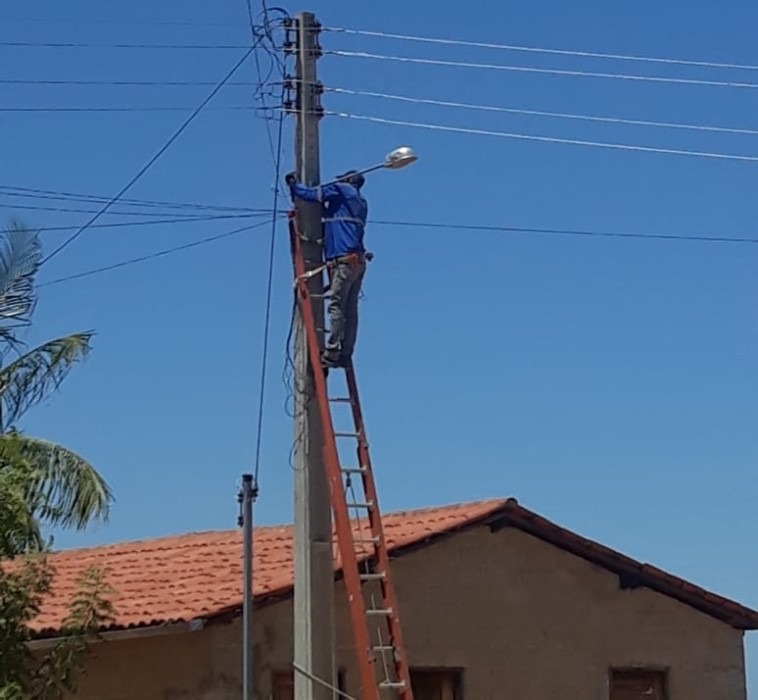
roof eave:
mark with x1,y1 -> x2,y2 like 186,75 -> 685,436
488,504 -> 758,631
29,617 -> 207,648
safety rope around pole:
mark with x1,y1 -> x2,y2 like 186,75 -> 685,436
293,262 -> 328,287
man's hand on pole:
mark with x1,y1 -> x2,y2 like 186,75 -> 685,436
284,172 -> 298,208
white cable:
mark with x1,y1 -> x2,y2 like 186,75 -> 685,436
326,51 -> 758,90
326,111 -> 758,163
330,87 -> 758,137
325,27 -> 758,72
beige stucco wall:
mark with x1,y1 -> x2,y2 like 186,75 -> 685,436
63,525 -> 747,699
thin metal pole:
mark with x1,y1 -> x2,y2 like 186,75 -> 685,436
240,473 -> 258,700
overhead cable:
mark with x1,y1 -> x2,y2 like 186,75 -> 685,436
324,27 -> 758,72
2,17 -> 241,27
330,87 -> 758,137
368,219 -> 758,245
326,50 -> 758,90
0,185 -> 263,213
243,0 -> 290,485
327,111 -> 758,163
41,44 -> 259,265
0,106 -> 255,113
37,215 -> 758,291
0,79 -> 258,86
39,221 -> 269,287
0,41 -> 252,49
37,213 -> 271,233
0,202 -> 267,217
245,0 -> 279,164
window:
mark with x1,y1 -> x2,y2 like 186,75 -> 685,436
272,670 -> 293,700
610,669 -> 667,700
410,669 -> 462,700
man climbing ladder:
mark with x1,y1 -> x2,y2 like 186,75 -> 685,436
288,214 -> 415,700
286,146 -> 418,699
286,169 -> 369,369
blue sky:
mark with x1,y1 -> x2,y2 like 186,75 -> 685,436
3,0 -> 758,689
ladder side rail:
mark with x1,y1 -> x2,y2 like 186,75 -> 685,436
290,219 -> 380,700
345,366 -> 415,700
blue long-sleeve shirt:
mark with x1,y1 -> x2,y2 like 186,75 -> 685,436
290,182 -> 368,260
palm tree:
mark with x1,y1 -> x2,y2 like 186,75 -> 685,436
0,220 -> 112,545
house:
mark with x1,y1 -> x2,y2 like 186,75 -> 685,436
31,498 -> 757,699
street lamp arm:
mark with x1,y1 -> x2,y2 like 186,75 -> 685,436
320,146 -> 418,187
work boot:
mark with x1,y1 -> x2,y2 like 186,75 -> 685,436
321,351 -> 341,369
339,354 -> 353,369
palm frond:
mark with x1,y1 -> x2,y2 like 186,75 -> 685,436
0,221 -> 42,336
0,438 -> 44,556
0,333 -> 93,430
13,435 -> 112,530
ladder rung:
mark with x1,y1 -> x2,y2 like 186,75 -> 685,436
340,466 -> 366,474
353,536 -> 380,544
372,645 -> 395,653
359,572 -> 385,581
346,501 -> 372,510
379,681 -> 406,690
367,608 -> 393,616
329,397 -> 353,403
334,431 -> 360,439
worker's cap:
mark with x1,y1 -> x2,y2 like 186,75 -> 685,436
336,170 -> 365,188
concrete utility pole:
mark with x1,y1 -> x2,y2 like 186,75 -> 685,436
292,11 -> 335,700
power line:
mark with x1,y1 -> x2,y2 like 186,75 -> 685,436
2,17 -> 241,27
252,69 -> 287,489
325,27 -> 758,72
245,1 -> 279,164
330,87 -> 758,137
327,111 -> 758,163
0,41 -> 252,49
41,45 -> 259,265
368,219 -> 758,244
244,0 -> 287,486
0,185 -> 263,213
326,50 -> 758,90
37,213 -> 271,233
0,106 -> 257,113
36,214 -> 758,291
0,201 -> 267,217
39,220 -> 269,287
0,79 -> 259,86
11,93 -> 758,137
38,212 -> 758,249
17,180 -> 758,243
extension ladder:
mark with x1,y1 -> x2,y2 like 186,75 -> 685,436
289,214 -> 414,700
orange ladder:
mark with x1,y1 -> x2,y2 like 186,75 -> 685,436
289,215 -> 414,700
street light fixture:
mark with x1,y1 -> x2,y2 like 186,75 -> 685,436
383,145 -> 418,170
323,145 -> 419,186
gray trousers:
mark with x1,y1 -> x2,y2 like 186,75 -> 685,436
324,259 -> 366,362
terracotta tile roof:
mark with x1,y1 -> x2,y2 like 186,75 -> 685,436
21,498 -> 758,636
